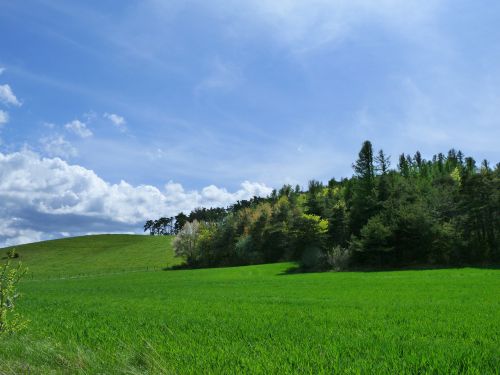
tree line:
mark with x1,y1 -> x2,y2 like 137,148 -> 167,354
149,141 -> 499,270
144,199 -> 267,236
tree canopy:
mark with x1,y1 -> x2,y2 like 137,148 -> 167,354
149,141 -> 499,270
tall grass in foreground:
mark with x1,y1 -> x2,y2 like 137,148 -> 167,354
0,263 -> 498,374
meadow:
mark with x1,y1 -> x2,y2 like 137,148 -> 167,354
1,234 -> 179,279
0,235 -> 499,374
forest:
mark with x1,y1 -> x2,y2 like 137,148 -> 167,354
146,141 -> 500,270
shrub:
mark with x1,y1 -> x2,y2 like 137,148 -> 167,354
0,249 -> 28,334
300,246 -> 324,270
172,221 -> 201,266
325,246 -> 352,271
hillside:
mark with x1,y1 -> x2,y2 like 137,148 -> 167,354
1,234 -> 178,278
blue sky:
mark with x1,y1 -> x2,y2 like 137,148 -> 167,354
0,0 -> 499,245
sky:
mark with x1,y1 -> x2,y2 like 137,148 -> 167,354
1,0 -> 499,246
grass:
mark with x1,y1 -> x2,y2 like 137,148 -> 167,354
1,234 -> 177,278
0,235 -> 499,373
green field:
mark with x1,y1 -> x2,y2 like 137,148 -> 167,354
0,235 -> 499,374
1,234 -> 178,278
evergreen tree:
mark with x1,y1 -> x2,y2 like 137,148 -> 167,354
375,149 -> 390,175
375,149 -> 391,202
398,154 -> 409,177
414,151 -> 422,170
350,141 -> 377,235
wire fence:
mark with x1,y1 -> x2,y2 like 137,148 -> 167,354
22,265 -> 167,282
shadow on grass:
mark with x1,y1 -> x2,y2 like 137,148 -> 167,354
279,262 -> 500,275
161,259 -> 500,275
162,264 -> 192,271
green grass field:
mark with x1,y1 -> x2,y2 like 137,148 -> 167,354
0,235 -> 499,374
1,234 -> 178,278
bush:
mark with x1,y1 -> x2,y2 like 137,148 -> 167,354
349,215 -> 394,266
235,235 -> 262,264
0,249 -> 28,335
325,246 -> 352,271
300,246 -> 324,270
172,221 -> 201,266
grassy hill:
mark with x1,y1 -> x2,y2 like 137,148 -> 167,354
1,234 -> 178,278
0,235 -> 499,373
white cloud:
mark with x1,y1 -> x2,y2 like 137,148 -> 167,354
0,84 -> 21,106
40,135 -> 78,158
0,150 -> 272,246
65,119 -> 93,138
104,113 -> 126,131
0,219 -> 44,247
0,110 -> 8,126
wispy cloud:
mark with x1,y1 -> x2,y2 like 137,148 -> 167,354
104,112 -> 126,131
39,135 -> 77,158
65,119 -> 93,138
0,110 -> 8,126
0,84 -> 21,106
194,0 -> 446,54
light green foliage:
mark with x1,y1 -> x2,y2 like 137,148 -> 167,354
172,220 -> 201,265
300,214 -> 328,234
296,193 -> 308,209
296,214 -> 328,246
450,166 -> 461,185
325,246 -> 352,270
0,249 -> 28,334
0,260 -> 498,373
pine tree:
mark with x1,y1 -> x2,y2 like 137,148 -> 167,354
375,149 -> 391,202
375,149 -> 390,175
350,141 -> 377,235
353,141 -> 375,181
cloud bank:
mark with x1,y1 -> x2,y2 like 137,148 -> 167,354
0,150 -> 272,246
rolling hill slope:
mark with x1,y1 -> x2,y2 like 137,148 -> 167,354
1,234 -> 177,278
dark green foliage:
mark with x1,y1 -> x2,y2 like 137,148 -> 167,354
458,169 -> 500,262
350,141 -> 377,235
174,212 -> 188,234
350,215 -> 393,265
144,217 -> 175,235
163,140 -> 498,270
